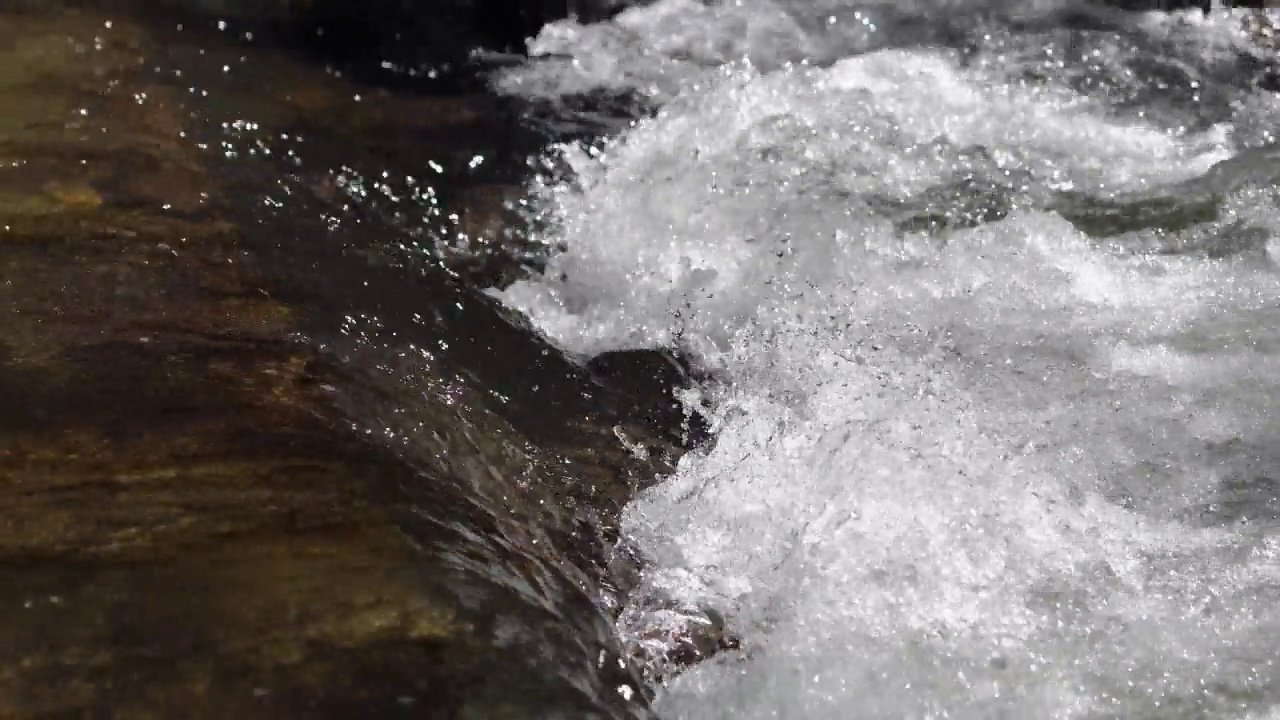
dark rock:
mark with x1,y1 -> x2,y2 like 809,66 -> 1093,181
1096,0 -> 1208,11
1097,0 -> 1270,11
0,7 -> 664,717
144,0 -> 648,93
587,348 -> 713,452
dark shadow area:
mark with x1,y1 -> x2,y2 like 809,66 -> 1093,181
117,0 -> 647,95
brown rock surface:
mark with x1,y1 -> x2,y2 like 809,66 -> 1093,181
0,6 -> 658,718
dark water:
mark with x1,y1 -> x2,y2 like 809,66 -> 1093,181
0,2 -> 686,717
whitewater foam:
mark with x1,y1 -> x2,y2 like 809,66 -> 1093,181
492,2 -> 1280,717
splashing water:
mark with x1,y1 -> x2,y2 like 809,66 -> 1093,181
493,1 -> 1280,717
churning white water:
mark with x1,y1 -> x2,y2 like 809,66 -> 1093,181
493,1 -> 1280,717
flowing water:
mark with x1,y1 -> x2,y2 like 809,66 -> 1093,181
487,1 -> 1280,717
0,4 -> 666,716
11,1 -> 1280,717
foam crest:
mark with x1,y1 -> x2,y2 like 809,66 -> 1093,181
493,0 -> 818,101
494,0 -> 1271,109
618,212 -> 1280,718
494,49 -> 1229,360
492,0 -> 1091,102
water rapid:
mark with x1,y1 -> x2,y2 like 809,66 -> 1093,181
490,1 -> 1280,717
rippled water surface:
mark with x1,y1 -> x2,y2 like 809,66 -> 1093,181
490,1 -> 1280,717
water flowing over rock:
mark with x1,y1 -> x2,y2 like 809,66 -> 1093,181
0,5 -> 680,717
12,0 -> 1280,717
489,1 -> 1280,717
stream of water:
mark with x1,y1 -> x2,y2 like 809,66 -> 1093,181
488,2 -> 1280,717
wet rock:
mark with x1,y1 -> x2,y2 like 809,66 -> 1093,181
587,348 -> 712,451
0,10 -> 475,716
142,0 -> 647,92
1052,190 -> 1223,240
441,183 -> 532,280
1182,437 -> 1280,529
0,533 -> 477,717
876,167 -> 1025,238
620,603 -> 743,685
0,6 -> 660,717
1244,8 -> 1279,50
1101,0 -> 1275,11
1193,475 -> 1280,528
